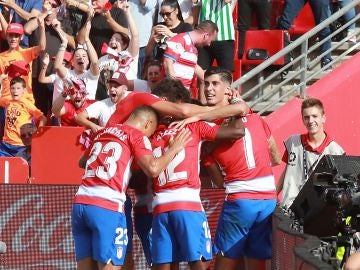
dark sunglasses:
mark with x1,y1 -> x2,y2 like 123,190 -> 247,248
51,3 -> 59,8
159,9 -> 175,18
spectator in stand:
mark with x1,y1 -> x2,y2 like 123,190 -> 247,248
75,71 -> 129,133
24,0 -> 75,120
0,0 -> 42,47
54,20 -> 100,100
277,97 -> 345,208
0,77 -> 46,157
0,21 -> 45,102
51,77 -> 94,126
74,105 -> 190,270
128,0 -> 157,78
38,51 -> 73,109
337,0 -> 356,43
0,21 -> 45,136
16,122 -> 37,166
277,0 -> 333,69
157,0 -> 200,26
128,60 -> 163,92
198,0 -> 236,72
145,0 -> 193,61
97,3 -> 139,99
64,0 -> 129,56
163,20 -> 217,92
236,0 -> 272,59
193,67 -> 280,270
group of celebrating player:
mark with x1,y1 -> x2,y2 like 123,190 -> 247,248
71,66 -> 281,270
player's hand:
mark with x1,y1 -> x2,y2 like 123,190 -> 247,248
169,115 -> 201,130
228,88 -> 241,102
90,123 -> 102,134
168,128 -> 192,153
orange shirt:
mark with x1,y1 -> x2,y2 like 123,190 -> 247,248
0,47 -> 40,103
0,98 -> 44,146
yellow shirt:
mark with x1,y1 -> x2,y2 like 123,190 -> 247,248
0,47 -> 40,103
0,98 -> 43,146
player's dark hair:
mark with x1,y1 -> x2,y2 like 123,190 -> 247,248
10,76 -> 26,88
204,66 -> 233,85
301,97 -> 325,115
132,105 -> 160,123
152,78 -> 191,103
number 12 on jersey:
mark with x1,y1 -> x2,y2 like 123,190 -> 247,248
153,146 -> 187,186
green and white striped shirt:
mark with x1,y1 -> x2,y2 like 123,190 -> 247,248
199,0 -> 235,41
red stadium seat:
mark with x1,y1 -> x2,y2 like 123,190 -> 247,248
0,157 -> 29,183
31,126 -> 85,185
241,30 -> 285,66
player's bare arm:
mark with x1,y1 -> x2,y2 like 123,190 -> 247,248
137,128 -> 192,177
169,101 -> 250,129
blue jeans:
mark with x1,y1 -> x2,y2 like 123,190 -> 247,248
137,47 -> 146,79
337,0 -> 356,31
277,0 -> 332,61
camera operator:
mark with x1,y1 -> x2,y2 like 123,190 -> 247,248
277,97 -> 345,208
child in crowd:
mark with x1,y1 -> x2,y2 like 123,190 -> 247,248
16,122 -> 37,166
0,77 -> 46,157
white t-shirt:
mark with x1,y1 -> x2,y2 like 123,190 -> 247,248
85,98 -> 116,127
50,73 -> 64,104
133,79 -> 151,93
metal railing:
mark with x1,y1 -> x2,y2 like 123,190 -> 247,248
232,1 -> 360,115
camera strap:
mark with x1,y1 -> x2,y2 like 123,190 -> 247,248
302,147 -> 323,185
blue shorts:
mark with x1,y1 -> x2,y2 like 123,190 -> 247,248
134,212 -> 153,265
213,199 -> 276,259
151,210 -> 212,264
124,194 -> 133,253
71,204 -> 128,265
0,141 -> 25,157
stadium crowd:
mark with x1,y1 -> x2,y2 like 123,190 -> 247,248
0,0 -> 354,269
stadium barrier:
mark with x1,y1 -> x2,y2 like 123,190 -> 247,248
0,183 -> 339,270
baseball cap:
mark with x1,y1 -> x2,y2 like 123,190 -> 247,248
109,71 -> 128,86
6,23 -> 24,35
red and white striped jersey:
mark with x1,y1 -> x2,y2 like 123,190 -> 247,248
74,124 -> 153,212
164,32 -> 198,89
206,113 -> 276,200
151,122 -> 219,215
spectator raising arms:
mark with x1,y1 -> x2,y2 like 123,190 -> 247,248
0,20 -> 46,102
97,3 -> 139,99
0,0 -> 43,47
51,77 -> 94,127
25,0 -> 75,119
54,20 -> 100,100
